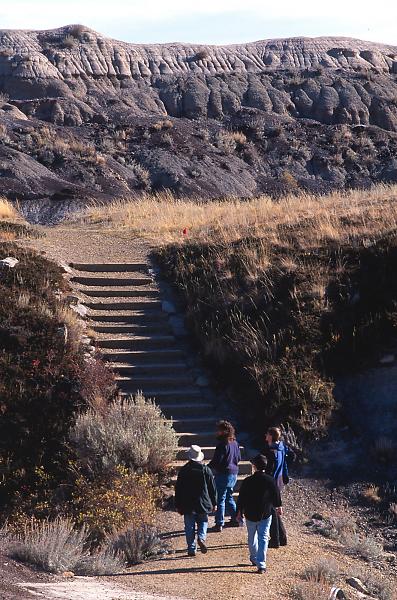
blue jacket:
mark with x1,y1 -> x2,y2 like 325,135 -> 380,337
209,439 -> 241,475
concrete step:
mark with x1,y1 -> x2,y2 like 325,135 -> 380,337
71,276 -> 152,287
169,417 -> 216,432
101,349 -> 184,363
119,388 -> 202,402
96,336 -> 176,349
160,402 -> 215,419
88,312 -> 168,324
176,446 -> 244,460
177,431 -> 216,446
93,323 -> 171,335
115,375 -> 193,389
79,288 -> 159,298
171,460 -> 253,475
111,362 -> 187,375
70,263 -> 148,273
87,300 -> 161,311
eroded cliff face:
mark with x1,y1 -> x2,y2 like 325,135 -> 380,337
1,25 -> 397,212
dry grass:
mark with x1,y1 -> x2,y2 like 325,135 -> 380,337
0,197 -> 18,220
76,184 -> 397,247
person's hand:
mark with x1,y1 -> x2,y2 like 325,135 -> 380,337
276,507 -> 283,516
212,506 -> 217,512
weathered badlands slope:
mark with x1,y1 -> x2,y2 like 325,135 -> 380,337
1,25 -> 397,214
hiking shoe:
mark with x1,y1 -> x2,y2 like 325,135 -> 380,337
197,538 -> 208,554
250,559 -> 257,566
257,568 -> 266,574
229,519 -> 240,527
187,550 -> 197,557
212,524 -> 223,532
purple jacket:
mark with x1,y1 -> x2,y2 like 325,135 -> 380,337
209,439 -> 241,475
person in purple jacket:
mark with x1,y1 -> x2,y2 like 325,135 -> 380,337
208,420 -> 241,532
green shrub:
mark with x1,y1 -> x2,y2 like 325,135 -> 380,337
70,392 -> 178,476
71,468 -> 159,546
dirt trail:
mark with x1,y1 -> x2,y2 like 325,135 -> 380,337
14,225 -> 397,600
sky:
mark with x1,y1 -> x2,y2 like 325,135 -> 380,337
0,0 -> 396,46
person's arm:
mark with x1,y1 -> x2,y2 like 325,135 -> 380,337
208,444 -> 225,472
236,480 -> 246,518
174,471 -> 184,513
270,478 -> 282,515
205,467 -> 218,509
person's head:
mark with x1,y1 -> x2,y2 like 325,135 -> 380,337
251,454 -> 268,472
265,426 -> 282,445
216,420 -> 236,442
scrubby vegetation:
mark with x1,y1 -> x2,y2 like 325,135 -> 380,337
136,186 -> 397,437
0,239 -> 177,573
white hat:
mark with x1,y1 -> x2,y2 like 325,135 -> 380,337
187,445 -> 204,462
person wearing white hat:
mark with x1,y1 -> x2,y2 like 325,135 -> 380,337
175,445 -> 217,556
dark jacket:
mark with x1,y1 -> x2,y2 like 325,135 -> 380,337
175,460 -> 217,515
236,471 -> 282,522
208,439 -> 241,475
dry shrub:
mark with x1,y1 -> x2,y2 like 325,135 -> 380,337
110,523 -> 166,565
387,502 -> 397,523
70,392 -> 178,476
216,130 -> 247,153
313,512 -> 356,541
291,581 -> 331,600
4,517 -> 124,575
361,485 -> 382,506
303,558 -> 340,583
360,573 -> 394,600
372,436 -> 396,465
0,197 -> 17,220
71,468 -> 159,545
152,119 -> 173,131
62,35 -> 76,49
344,534 -> 383,561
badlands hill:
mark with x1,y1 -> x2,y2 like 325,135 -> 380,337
1,25 -> 397,217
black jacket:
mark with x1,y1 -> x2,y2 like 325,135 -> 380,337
175,460 -> 217,515
236,471 -> 282,522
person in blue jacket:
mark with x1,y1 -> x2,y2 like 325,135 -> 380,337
209,420 -> 241,532
264,426 -> 295,547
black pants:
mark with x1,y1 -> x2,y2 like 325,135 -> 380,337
269,507 -> 287,548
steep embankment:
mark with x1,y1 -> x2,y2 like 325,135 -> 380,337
1,26 -> 397,212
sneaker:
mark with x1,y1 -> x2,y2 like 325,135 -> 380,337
257,568 -> 266,574
229,519 -> 240,527
250,559 -> 257,566
197,538 -> 208,554
211,524 -> 223,532
187,550 -> 197,557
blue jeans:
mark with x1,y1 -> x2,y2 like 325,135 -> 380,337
215,473 -> 237,526
246,515 -> 272,569
184,513 -> 208,552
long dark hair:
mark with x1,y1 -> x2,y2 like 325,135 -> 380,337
216,420 -> 236,442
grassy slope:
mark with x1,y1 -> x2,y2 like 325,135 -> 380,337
78,184 -> 397,438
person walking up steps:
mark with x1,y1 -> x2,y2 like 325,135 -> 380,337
175,445 -> 217,557
208,420 -> 241,532
236,454 -> 282,574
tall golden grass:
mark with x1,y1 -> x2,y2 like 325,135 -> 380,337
0,197 -> 18,220
77,184 -> 397,247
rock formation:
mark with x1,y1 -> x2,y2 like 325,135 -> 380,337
1,25 -> 397,218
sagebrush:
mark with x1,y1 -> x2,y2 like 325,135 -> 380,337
70,392 -> 178,476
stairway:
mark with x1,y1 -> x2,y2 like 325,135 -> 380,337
69,262 -> 251,492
